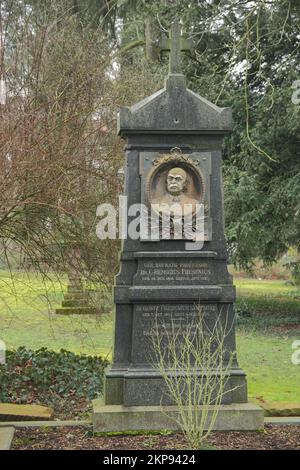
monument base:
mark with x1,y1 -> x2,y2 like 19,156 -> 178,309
92,398 -> 264,432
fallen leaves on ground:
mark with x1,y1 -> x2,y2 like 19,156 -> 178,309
12,424 -> 300,450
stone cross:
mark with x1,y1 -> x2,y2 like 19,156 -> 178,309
159,20 -> 193,74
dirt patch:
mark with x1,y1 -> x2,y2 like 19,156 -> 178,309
11,424 -> 300,450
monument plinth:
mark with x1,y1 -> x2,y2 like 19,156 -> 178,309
93,22 -> 263,432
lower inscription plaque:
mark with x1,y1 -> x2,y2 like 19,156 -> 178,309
131,303 -> 226,364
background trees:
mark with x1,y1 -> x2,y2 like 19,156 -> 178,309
0,0 -> 162,283
113,0 -> 300,270
1,0 -> 299,280
0,2 -> 118,283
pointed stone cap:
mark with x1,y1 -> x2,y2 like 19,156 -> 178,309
118,74 -> 232,136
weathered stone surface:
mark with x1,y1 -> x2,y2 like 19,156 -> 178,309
118,74 -> 232,135
265,417 -> 300,425
0,419 -> 90,428
63,292 -> 90,300
62,299 -> 91,307
0,404 -> 53,421
92,398 -> 264,432
55,307 -> 98,315
261,402 -> 300,417
56,275 -> 97,315
0,427 -> 15,450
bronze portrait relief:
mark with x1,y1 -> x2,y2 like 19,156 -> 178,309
146,152 -> 205,218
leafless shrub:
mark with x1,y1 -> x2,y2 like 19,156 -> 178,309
151,304 -> 238,449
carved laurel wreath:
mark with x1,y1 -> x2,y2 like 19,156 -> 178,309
152,153 -> 199,168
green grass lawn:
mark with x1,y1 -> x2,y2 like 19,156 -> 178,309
235,278 -> 295,295
235,278 -> 300,402
237,329 -> 300,402
0,271 -> 300,403
236,278 -> 300,318
0,271 -> 113,357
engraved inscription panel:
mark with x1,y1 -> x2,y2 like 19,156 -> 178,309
134,259 -> 213,285
131,302 -> 227,364
136,303 -> 217,336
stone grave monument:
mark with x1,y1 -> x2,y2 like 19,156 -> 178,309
93,21 -> 263,431
56,244 -> 98,315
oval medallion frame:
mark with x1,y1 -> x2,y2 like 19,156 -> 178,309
146,152 -> 206,217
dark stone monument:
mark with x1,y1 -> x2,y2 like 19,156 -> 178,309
93,21 -> 263,431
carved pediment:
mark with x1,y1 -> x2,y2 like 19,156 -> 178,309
118,74 -> 232,135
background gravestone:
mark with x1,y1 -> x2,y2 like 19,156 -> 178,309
93,21 -> 264,431
56,244 -> 98,315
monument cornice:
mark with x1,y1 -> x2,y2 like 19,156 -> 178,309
118,73 -> 232,137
